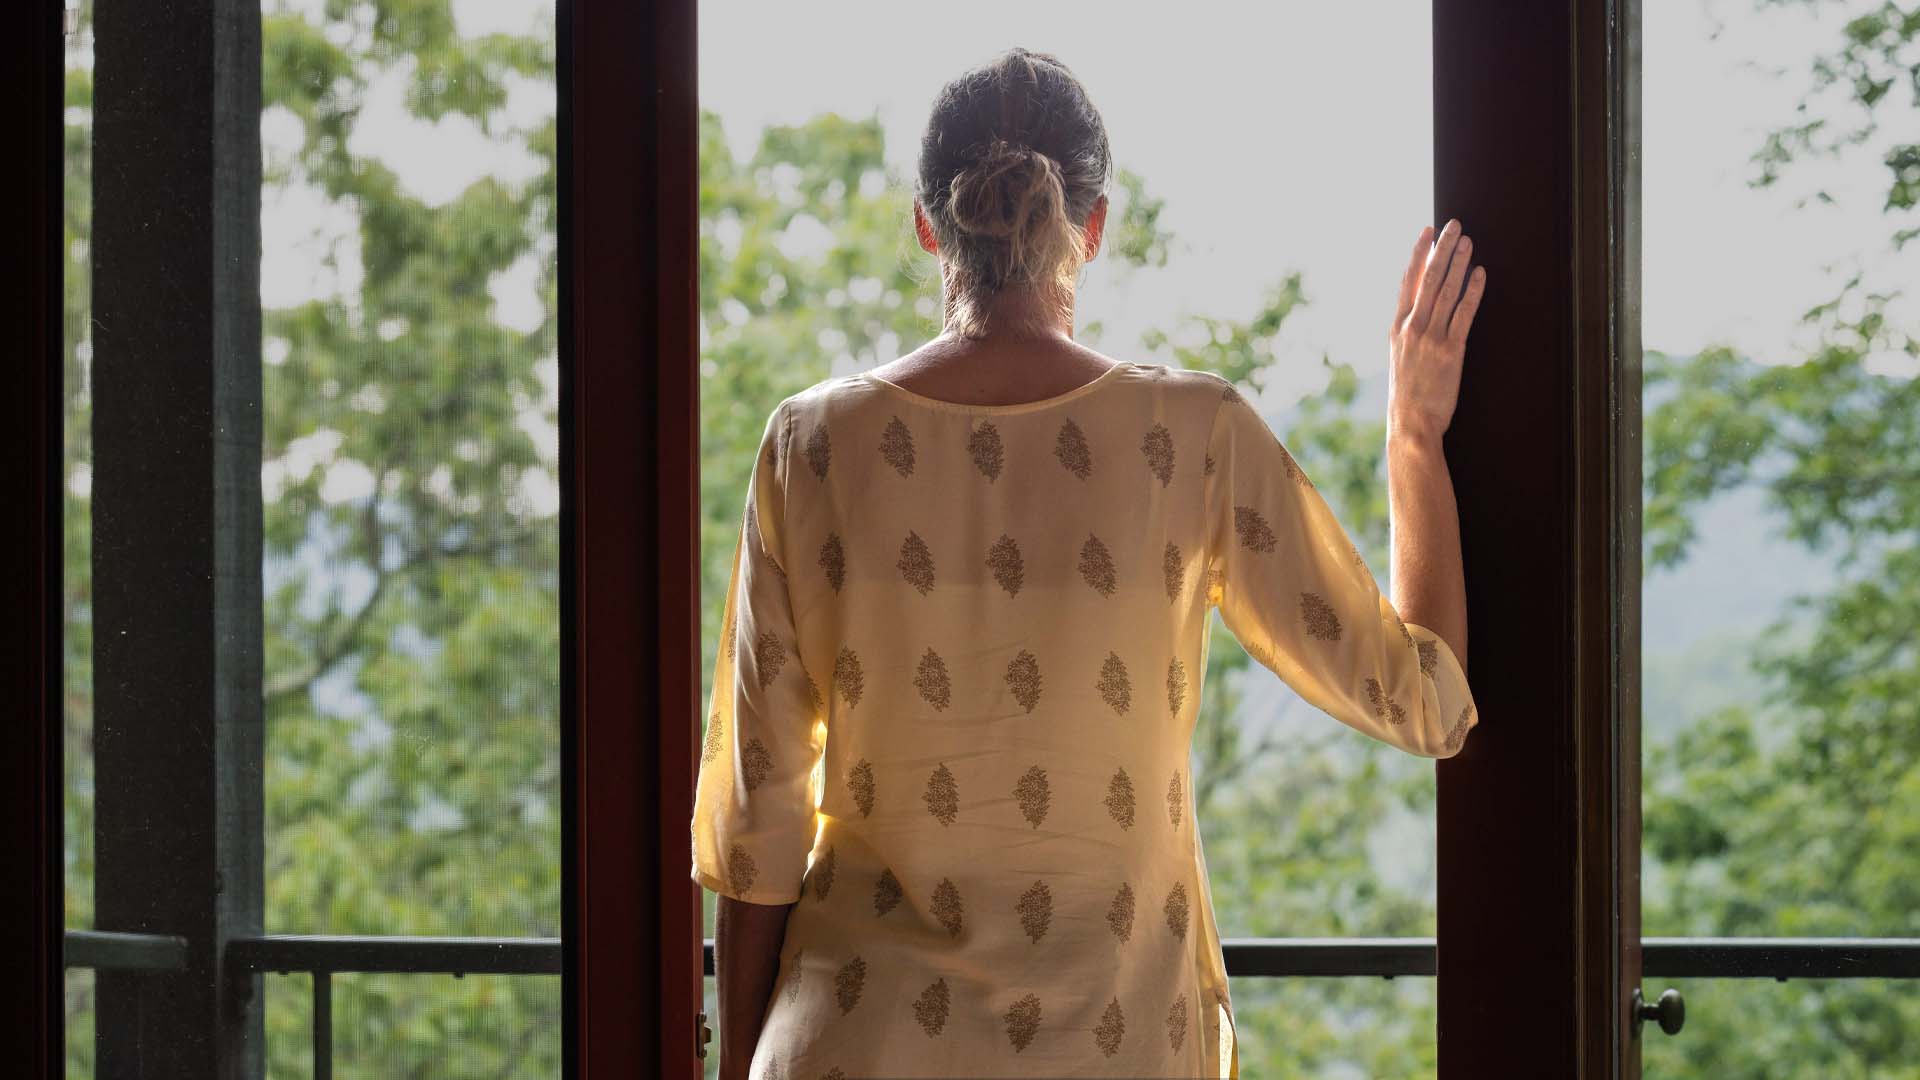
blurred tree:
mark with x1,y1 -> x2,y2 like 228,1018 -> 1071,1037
62,8 -> 97,1072
251,1 -> 563,1074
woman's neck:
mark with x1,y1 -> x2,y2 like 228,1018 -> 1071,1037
942,281 -> 1078,343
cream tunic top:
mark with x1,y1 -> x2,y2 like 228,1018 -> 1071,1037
690,360 -> 1477,1079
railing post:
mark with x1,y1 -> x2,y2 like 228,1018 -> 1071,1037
314,971 -> 332,1080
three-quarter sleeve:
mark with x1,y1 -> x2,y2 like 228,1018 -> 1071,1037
1202,383 -> 1477,758
691,400 -> 825,904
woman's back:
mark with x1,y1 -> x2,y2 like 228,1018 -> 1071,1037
691,358 -> 1476,1078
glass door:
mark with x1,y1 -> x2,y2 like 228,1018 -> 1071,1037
1636,0 -> 1920,1072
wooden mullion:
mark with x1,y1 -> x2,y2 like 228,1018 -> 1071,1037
560,0 -> 702,1074
1433,0 -> 1637,1074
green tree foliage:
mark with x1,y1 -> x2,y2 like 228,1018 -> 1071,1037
252,2 -> 564,1074
62,15 -> 99,1074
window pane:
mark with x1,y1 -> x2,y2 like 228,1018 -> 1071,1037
63,0 -> 560,1070
1230,978 -> 1436,1078
313,973 -> 562,1077
1641,0 -> 1919,1071
63,0 -> 96,938
60,0 -> 99,1059
259,0 -> 560,943
1641,980 -> 1920,1078
697,4 -> 1438,1071
64,970 -> 95,1074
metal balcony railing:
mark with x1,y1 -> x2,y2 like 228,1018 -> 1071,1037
64,930 -> 1920,1075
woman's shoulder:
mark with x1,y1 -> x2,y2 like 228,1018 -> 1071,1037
1108,363 -> 1248,427
1132,361 -> 1240,398
759,371 -> 868,436
777,361 -> 1238,410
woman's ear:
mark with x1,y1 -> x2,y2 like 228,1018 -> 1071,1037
914,200 -> 939,255
1082,194 -> 1109,261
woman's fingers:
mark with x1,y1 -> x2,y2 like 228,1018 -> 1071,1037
1448,266 -> 1488,344
1410,219 -> 1463,333
1427,233 -> 1473,337
1394,225 -> 1433,333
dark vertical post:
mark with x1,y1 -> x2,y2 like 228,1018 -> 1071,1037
313,972 -> 332,1080
560,0 -> 700,1075
90,0 -> 264,1075
1432,0 -> 1637,1075
1598,0 -> 1643,1072
0,0 -> 64,1072
1571,0 -> 1642,1071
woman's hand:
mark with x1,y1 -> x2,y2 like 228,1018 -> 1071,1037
1388,219 -> 1486,444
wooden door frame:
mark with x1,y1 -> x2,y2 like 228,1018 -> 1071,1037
1432,0 -> 1640,1075
561,0 -> 703,1075
3,0 -> 63,1073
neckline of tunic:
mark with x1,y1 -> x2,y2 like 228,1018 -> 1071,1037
855,359 -> 1137,416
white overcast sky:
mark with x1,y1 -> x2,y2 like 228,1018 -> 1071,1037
240,0 -> 1920,404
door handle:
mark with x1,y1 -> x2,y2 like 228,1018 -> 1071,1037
1633,987 -> 1685,1037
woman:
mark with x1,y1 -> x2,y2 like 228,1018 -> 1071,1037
691,46 -> 1484,1079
